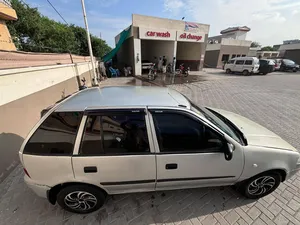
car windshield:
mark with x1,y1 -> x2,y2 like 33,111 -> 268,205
283,59 -> 295,65
190,102 -> 245,144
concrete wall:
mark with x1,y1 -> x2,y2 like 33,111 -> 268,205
132,14 -> 210,34
141,40 -> 175,63
216,45 -> 250,68
283,49 -> 300,65
0,50 -> 92,69
176,42 -> 203,70
0,62 -> 94,181
0,20 -> 16,51
221,39 -> 252,47
279,43 -> 300,51
116,37 -> 134,68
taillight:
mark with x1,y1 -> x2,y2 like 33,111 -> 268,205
23,168 -> 31,178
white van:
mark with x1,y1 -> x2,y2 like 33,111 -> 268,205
224,57 -> 260,75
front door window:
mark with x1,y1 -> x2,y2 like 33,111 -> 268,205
152,112 -> 225,153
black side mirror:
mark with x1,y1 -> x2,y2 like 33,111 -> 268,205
224,143 -> 234,161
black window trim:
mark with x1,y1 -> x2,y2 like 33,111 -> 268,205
149,109 -> 228,155
78,109 -> 152,156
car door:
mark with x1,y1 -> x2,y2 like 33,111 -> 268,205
72,108 -> 156,194
234,59 -> 245,72
149,108 -> 244,191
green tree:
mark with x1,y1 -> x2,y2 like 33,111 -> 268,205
261,46 -> 274,51
7,0 -> 111,58
251,41 -> 260,47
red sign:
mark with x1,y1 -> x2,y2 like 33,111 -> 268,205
179,33 -> 202,41
146,31 -> 171,38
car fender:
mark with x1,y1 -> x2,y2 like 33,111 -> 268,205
237,145 -> 298,182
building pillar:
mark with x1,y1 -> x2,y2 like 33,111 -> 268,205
198,33 -> 209,71
133,38 -> 141,76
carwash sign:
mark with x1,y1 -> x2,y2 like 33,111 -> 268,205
139,27 -> 176,41
177,31 -> 205,42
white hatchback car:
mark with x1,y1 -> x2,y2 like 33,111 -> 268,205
20,86 -> 300,214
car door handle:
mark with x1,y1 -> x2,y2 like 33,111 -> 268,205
165,163 -> 177,170
84,166 -> 97,173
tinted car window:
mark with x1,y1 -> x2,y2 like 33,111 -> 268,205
228,60 -> 235,64
245,60 -> 253,65
24,112 -> 83,155
235,60 -> 245,65
80,113 -> 150,155
152,112 -> 224,153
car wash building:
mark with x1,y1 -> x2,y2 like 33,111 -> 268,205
103,14 -> 210,75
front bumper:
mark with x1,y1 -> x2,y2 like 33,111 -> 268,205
24,175 -> 50,198
287,163 -> 300,180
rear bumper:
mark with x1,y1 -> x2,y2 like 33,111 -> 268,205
24,175 -> 50,198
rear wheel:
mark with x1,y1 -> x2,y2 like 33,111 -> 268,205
263,72 -> 268,75
57,185 -> 106,214
293,68 -> 297,72
239,172 -> 281,199
226,69 -> 231,74
242,70 -> 249,76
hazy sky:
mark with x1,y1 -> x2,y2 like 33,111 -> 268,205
26,0 -> 300,47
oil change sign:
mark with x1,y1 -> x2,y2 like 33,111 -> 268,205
177,31 -> 205,42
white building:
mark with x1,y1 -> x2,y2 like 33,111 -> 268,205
205,26 -> 252,68
112,14 -> 210,75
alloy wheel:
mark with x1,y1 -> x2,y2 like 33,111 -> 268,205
247,176 -> 276,196
64,191 -> 97,211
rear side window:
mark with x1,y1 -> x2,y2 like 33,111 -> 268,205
80,112 -> 150,155
245,60 -> 253,65
235,60 -> 245,65
24,112 -> 83,155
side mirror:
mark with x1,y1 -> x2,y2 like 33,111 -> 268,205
224,143 -> 234,161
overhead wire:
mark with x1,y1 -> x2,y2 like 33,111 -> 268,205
45,0 -> 68,24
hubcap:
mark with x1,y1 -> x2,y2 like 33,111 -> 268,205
248,176 -> 276,196
64,191 -> 97,211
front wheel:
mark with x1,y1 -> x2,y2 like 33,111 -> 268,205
226,69 -> 231,74
57,185 -> 106,214
242,70 -> 249,76
240,172 -> 281,199
184,71 -> 189,77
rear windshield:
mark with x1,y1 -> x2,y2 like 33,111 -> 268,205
24,112 -> 82,155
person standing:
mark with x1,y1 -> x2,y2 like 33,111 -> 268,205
172,57 -> 176,74
158,56 -> 163,72
162,56 -> 167,73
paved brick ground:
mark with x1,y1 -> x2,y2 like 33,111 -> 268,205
1,73 -> 300,225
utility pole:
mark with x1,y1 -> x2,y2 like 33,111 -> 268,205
80,0 -> 98,85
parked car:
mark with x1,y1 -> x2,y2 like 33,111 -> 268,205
279,59 -> 299,72
258,59 -> 275,75
273,59 -> 282,71
142,60 -> 153,70
224,57 -> 260,75
20,87 -> 300,214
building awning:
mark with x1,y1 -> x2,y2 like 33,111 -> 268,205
102,26 -> 131,62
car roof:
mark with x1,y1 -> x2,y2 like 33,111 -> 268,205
55,86 -> 190,112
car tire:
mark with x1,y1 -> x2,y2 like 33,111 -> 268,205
57,184 -> 106,214
242,70 -> 249,76
239,172 -> 281,199
263,72 -> 268,75
226,69 -> 231,74
293,69 -> 297,72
